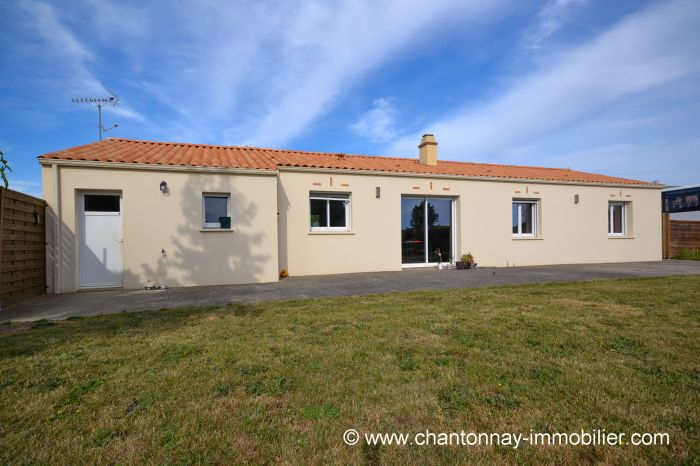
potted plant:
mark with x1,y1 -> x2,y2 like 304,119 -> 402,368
310,214 -> 321,228
456,252 -> 476,270
435,248 -> 444,269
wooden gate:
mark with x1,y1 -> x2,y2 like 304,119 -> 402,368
0,188 -> 47,308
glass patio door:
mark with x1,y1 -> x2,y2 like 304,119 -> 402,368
401,197 -> 452,265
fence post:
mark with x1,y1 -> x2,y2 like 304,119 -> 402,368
661,212 -> 670,259
0,187 -> 4,283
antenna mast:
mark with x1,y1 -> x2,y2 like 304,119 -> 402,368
72,94 -> 120,141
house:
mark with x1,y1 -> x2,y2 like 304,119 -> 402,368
39,135 -> 662,293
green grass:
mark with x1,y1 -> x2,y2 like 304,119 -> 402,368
674,248 -> 700,260
1,276 -> 699,465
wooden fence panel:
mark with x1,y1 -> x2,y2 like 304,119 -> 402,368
0,188 -> 47,309
667,219 -> 700,258
662,213 -> 670,259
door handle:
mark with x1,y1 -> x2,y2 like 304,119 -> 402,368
118,238 -> 124,243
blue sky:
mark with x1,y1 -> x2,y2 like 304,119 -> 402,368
1,0 -> 699,197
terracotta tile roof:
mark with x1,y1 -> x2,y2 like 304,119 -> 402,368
38,138 -> 659,186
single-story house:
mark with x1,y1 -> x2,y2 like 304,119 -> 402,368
39,135 -> 662,293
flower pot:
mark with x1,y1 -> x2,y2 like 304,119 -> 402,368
456,261 -> 466,270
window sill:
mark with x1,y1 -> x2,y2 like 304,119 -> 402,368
308,231 -> 354,235
512,236 -> 543,240
200,228 -> 234,233
608,235 -> 634,239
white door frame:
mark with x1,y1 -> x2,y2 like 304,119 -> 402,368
79,191 -> 124,289
401,196 -> 456,268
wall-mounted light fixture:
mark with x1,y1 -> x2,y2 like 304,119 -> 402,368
574,194 -> 580,204
376,187 -> 381,199
160,181 -> 168,194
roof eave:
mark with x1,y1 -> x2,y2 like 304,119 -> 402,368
37,158 -> 278,175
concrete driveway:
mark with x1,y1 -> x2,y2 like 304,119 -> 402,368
4,260 -> 700,321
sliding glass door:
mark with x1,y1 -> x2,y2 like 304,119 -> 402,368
401,197 -> 453,265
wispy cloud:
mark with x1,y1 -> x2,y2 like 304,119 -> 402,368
386,0 -> 700,184
6,0 -> 506,145
524,0 -> 588,49
95,0 -> 504,146
8,179 -> 42,198
2,0 -> 698,188
350,98 -> 399,143
16,0 -> 144,121
228,0 -> 504,147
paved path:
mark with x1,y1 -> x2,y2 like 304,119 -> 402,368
4,260 -> 699,321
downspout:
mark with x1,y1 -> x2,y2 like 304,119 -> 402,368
52,163 -> 61,294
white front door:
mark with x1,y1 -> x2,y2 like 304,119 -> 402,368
80,193 -> 123,288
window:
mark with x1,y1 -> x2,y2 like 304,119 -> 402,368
512,200 -> 537,237
608,201 -> 627,236
310,193 -> 350,231
84,194 -> 120,212
203,194 -> 230,228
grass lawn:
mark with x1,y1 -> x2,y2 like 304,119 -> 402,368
1,276 -> 698,465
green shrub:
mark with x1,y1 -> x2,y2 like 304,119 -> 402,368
674,248 -> 700,260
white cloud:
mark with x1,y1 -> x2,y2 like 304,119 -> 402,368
7,179 -> 42,198
350,98 -> 399,143
525,0 -> 588,49
386,0 -> 700,185
17,0 -> 144,121
226,0 -> 505,147
9,0 -> 507,145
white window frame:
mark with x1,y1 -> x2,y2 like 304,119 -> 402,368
512,200 -> 538,237
400,196 -> 456,267
202,193 -> 231,229
608,201 -> 627,236
309,193 -> 351,232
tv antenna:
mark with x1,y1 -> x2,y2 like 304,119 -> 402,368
72,93 -> 120,141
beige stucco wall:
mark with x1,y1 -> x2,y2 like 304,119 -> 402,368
41,161 -> 662,293
278,170 -> 662,276
41,163 -> 279,293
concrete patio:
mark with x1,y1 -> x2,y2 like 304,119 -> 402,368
4,260 -> 699,321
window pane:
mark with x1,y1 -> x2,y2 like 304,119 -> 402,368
329,200 -> 347,227
512,204 -> 519,234
204,196 -> 228,224
401,198 -> 425,263
310,199 -> 327,228
612,204 -> 623,233
84,194 -> 120,212
521,203 -> 534,234
427,199 -> 451,262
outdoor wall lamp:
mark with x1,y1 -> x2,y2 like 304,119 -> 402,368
160,181 -> 169,194
376,187 -> 381,199
574,194 -> 580,204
